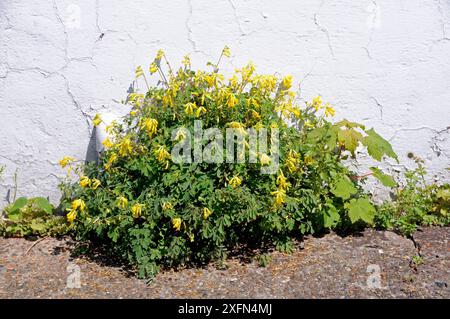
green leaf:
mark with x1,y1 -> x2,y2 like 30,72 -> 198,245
323,203 -> 340,228
338,128 -> 363,154
8,197 -> 28,214
30,219 -> 46,232
363,128 -> 398,162
335,119 -> 365,129
436,188 -> 450,201
8,212 -> 22,222
345,198 -> 376,225
33,197 -> 53,215
331,176 -> 357,200
370,167 -> 397,188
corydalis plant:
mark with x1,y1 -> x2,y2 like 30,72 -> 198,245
60,47 -> 397,277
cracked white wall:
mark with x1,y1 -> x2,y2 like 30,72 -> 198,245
0,0 -> 449,206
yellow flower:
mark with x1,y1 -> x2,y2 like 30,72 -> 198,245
195,106 -> 207,117
276,170 -> 291,191
155,145 -> 171,162
222,45 -> 231,58
71,199 -> 86,212
304,155 -> 315,166
240,62 -> 256,82
162,201 -> 173,211
229,175 -> 242,188
285,150 -> 299,173
203,207 -> 213,219
172,217 -> 182,231
102,138 -> 113,149
228,121 -> 246,135
271,189 -> 286,207
282,75 -> 293,90
184,102 -> 196,116
292,107 -> 301,119
105,153 -> 118,170
66,209 -> 77,223
59,156 -> 75,168
118,137 -> 133,157
260,153 -> 271,166
312,95 -> 323,111
117,196 -> 128,209
254,122 -> 264,131
131,203 -> 144,218
79,176 -> 91,188
182,55 -> 191,66
226,93 -> 238,108
149,62 -> 158,74
162,93 -> 173,107
254,74 -> 278,92
105,121 -> 116,134
156,49 -> 165,60
229,74 -> 239,89
201,93 -> 207,106
142,118 -> 158,137
91,178 -> 101,190
93,114 -> 102,127
135,66 -> 144,78
304,120 -> 315,128
251,110 -> 261,121
174,129 -> 187,141
324,104 -> 335,117
204,75 -> 216,87
130,110 -> 137,116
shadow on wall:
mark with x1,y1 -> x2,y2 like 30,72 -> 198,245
83,81 -> 136,165
85,127 -> 99,164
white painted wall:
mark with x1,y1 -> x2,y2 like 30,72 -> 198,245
1,0 -> 449,207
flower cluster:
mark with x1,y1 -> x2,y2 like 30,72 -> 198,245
59,47 -> 397,278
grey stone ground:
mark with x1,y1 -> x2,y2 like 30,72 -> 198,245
0,227 -> 448,298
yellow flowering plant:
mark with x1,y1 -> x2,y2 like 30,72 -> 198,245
60,47 -> 400,278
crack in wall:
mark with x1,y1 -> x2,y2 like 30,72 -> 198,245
184,0 -> 209,57
437,0 -> 450,40
95,0 -> 102,35
430,126 -> 450,158
314,0 -> 335,58
58,72 -> 93,137
52,0 -> 69,61
186,0 -> 197,53
370,96 -> 384,120
389,126 -> 450,159
227,0 -> 245,36
2,0 -> 450,203
363,1 -> 379,59
363,46 -> 373,60
366,1 -> 378,48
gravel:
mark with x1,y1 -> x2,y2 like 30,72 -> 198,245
0,227 -> 448,298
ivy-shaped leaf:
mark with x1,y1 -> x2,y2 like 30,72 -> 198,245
331,175 -> 357,200
33,197 -> 54,215
369,167 -> 397,188
363,128 -> 398,162
345,198 -> 376,225
8,197 -> 27,215
338,128 -> 363,155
